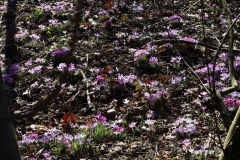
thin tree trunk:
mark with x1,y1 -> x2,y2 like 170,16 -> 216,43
0,69 -> 21,160
219,107 -> 240,160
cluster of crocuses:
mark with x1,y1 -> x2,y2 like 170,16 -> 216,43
195,52 -> 240,110
182,138 -> 210,156
171,115 -> 199,136
19,110 -> 159,159
134,43 -> 159,68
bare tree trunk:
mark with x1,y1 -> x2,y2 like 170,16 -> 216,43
0,69 -> 21,160
219,108 -> 240,160
216,0 -> 240,159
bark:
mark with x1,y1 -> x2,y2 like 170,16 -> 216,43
219,108 -> 240,160
217,0 -> 240,159
0,69 -> 21,160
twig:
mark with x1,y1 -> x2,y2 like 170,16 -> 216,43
154,143 -> 159,157
165,28 -> 210,94
150,39 -> 240,54
80,54 -> 94,110
205,23 -> 221,45
64,88 -> 81,105
181,0 -> 200,16
80,70 -> 94,110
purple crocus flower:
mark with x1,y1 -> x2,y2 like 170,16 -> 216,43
68,63 -> 75,72
134,49 -> 150,61
39,135 -> 52,142
25,60 -> 32,66
0,5 -> 8,10
95,114 -> 107,122
170,14 -> 182,23
145,119 -> 156,125
146,43 -> 157,52
117,73 -> 137,84
129,122 -> 137,128
171,56 -> 182,63
29,34 -> 40,40
113,126 -> 124,134
9,64 -> 19,73
99,9 -> 108,15
57,63 -> 67,71
149,57 -> 158,64
96,75 -> 104,82
165,43 -> 172,48
162,30 -> 179,38
182,139 -> 191,147
33,65 -> 43,73
42,152 -> 52,160
78,140 -> 84,145
22,132 -> 39,144
34,58 -> 45,63
38,24 -> 46,30
171,75 -> 182,84
52,49 -> 68,56
180,37 -> 198,43
55,4 -> 63,12
3,74 -> 14,83
135,5 -> 143,12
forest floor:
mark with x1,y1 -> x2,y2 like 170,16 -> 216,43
1,0 -> 240,159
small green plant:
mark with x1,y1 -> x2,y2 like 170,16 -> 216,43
219,124 -> 225,131
50,23 -> 70,35
169,14 -> 183,28
211,4 -> 220,13
98,15 -> 110,23
148,56 -> 158,68
92,123 -> 112,143
134,49 -> 150,66
27,8 -> 46,22
52,144 -> 64,154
